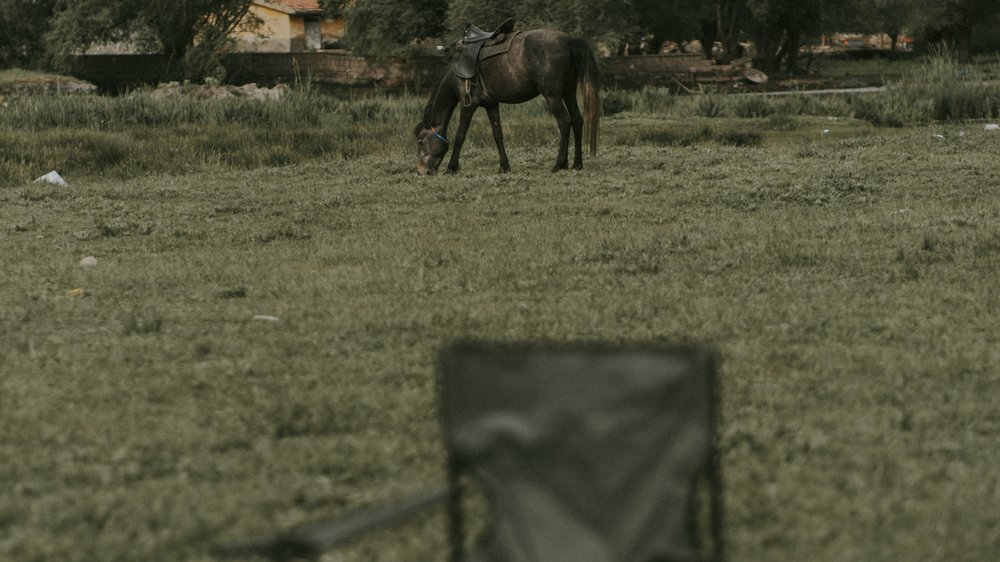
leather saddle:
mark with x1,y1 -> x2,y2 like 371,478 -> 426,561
454,18 -> 516,82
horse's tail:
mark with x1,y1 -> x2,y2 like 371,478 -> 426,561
571,38 -> 600,156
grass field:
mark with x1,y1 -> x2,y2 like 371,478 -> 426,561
1,77 -> 999,561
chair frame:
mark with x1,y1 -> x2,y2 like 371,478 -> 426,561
215,341 -> 724,561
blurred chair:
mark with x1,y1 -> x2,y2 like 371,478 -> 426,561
216,341 -> 723,561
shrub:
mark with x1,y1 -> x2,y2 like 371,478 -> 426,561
733,95 -> 774,118
601,89 -> 634,116
693,91 -> 724,118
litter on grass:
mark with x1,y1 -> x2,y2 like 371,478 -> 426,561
35,170 -> 68,186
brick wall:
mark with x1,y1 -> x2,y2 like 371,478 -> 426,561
70,52 -> 718,92
223,52 -> 449,90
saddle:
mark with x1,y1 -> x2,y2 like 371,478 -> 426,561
455,18 -> 516,106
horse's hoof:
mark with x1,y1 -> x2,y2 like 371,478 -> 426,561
499,165 -> 510,173
572,163 -> 583,171
445,167 -> 459,175
551,165 -> 568,173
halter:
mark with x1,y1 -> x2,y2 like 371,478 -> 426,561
430,126 -> 449,145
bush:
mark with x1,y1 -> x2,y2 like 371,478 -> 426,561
733,95 -> 774,118
601,89 -> 634,116
693,91 -> 724,118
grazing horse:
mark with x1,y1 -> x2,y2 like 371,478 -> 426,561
414,26 -> 600,175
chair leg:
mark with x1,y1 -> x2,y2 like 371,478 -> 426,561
447,464 -> 465,562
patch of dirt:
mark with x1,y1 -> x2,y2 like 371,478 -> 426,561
0,74 -> 98,95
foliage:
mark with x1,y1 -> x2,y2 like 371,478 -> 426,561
628,0 -> 705,55
317,0 -> 347,18
0,0 -> 56,68
332,0 -> 448,57
1,89 -> 999,562
850,0 -> 921,50
45,0 -> 258,80
445,0 -> 637,52
699,0 -> 751,62
745,0 -> 856,72
913,0 -> 1000,58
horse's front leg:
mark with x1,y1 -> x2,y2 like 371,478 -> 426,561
446,106 -> 477,174
484,104 -> 511,173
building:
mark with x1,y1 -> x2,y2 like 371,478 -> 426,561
235,0 -> 345,52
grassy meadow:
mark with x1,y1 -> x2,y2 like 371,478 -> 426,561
2,59 -> 1000,561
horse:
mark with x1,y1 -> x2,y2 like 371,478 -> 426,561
414,26 -> 600,175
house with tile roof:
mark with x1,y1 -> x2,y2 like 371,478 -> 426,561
235,0 -> 345,52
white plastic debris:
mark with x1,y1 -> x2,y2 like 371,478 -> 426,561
932,133 -> 945,140
822,129 -> 831,136
35,170 -> 68,186
79,256 -> 98,268
253,315 -> 281,322
985,124 -> 1000,132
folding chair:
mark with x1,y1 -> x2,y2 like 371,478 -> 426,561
216,341 -> 723,561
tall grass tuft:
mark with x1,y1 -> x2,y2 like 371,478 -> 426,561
860,49 -> 1000,125
0,86 -> 426,184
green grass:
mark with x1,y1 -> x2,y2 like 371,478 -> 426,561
1,88 -> 999,561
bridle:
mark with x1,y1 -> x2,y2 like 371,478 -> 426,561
429,126 -> 449,146
419,126 -> 449,159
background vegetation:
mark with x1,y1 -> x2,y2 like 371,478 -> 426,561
2,55 -> 1000,560
2,0 -> 1000,80
323,0 -> 1000,69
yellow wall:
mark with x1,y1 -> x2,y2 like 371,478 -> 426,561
321,19 -> 345,41
235,5 -> 292,52
289,17 -> 306,52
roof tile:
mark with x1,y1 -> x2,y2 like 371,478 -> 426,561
261,0 -> 323,13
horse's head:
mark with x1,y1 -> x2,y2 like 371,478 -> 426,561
414,122 -> 449,175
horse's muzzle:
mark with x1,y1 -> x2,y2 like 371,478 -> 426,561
417,155 -> 442,176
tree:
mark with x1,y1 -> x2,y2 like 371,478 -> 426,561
913,0 -> 1000,58
698,0 -> 750,62
445,0 -> 637,53
317,0 -> 346,18
320,0 -> 448,57
867,0 -> 920,51
630,0 -> 703,54
0,0 -> 56,68
745,0 -> 854,72
46,0 -> 258,79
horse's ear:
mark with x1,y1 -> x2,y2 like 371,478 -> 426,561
413,122 -> 426,138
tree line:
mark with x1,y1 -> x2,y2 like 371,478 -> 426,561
2,0 -> 999,78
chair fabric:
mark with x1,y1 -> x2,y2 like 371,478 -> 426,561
438,342 -> 722,562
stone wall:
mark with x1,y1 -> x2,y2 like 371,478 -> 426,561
70,52 -> 721,92
602,54 -> 720,88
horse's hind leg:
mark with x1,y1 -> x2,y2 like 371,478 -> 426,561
484,104 -> 511,173
564,91 -> 584,170
544,94 -> 571,172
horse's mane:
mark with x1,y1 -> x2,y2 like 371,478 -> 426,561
418,64 -> 460,129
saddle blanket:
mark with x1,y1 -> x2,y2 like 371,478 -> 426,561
479,30 -> 520,62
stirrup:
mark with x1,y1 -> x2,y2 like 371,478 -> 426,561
462,79 -> 473,107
